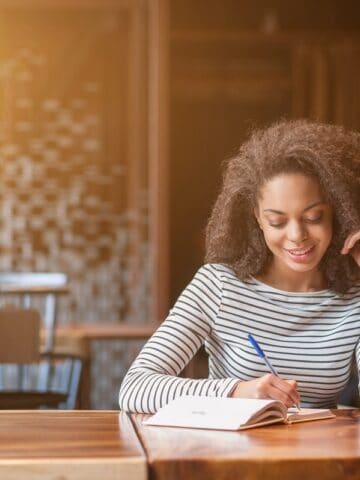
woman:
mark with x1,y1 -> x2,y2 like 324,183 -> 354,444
119,120 -> 360,413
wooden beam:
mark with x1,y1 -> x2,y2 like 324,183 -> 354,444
148,0 -> 170,323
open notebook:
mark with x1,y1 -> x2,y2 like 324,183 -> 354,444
143,396 -> 335,431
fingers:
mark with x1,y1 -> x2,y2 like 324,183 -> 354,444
231,374 -> 301,408
256,374 -> 300,408
341,230 -> 360,254
282,379 -> 301,407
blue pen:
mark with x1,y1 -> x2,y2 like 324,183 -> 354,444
247,334 -> 301,410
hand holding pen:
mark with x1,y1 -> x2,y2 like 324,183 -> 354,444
247,334 -> 301,411
230,335 -> 301,409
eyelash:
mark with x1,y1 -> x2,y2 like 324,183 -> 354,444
305,216 -> 323,224
269,215 -> 323,229
269,223 -> 285,229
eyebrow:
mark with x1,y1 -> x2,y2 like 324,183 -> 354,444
263,201 -> 326,214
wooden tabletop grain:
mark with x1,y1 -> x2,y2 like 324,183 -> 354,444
2,409 -> 359,480
132,409 -> 360,480
0,410 -> 146,480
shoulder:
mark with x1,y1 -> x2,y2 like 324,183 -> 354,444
342,283 -> 360,302
194,263 -> 250,291
195,263 -> 238,282
329,283 -> 360,307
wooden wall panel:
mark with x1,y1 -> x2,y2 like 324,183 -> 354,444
0,0 -> 159,408
169,28 -> 360,305
169,32 -> 294,302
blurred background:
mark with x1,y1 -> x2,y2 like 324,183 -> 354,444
0,0 -> 359,409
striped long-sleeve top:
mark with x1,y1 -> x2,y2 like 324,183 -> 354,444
119,263 -> 360,413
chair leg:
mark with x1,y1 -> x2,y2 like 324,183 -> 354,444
37,361 -> 51,391
65,360 -> 82,409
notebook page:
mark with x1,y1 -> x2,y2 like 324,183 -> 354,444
144,396 -> 285,430
287,407 -> 335,423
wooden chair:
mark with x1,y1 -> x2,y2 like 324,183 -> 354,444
338,360 -> 360,408
0,272 -> 68,355
0,272 -> 84,409
0,307 -> 83,409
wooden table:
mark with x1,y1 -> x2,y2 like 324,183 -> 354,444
131,409 -> 360,480
0,410 -> 146,480
1,409 -> 359,479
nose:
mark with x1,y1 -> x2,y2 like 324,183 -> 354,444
287,221 -> 308,244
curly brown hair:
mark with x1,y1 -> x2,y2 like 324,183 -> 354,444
205,119 -> 360,293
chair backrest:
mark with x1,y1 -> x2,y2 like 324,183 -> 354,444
0,272 -> 68,290
0,306 -> 83,409
0,307 -> 40,363
0,272 -> 69,354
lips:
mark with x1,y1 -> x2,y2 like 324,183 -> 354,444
286,245 -> 315,256
284,245 -> 316,263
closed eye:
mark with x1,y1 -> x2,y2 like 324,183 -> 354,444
269,214 -> 323,228
304,214 -> 323,224
269,222 -> 286,228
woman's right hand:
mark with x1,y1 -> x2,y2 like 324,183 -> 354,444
230,374 -> 300,408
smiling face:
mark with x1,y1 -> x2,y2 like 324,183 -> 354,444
255,173 -> 333,288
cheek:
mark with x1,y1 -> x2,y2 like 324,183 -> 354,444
312,222 -> 333,243
261,227 -> 283,246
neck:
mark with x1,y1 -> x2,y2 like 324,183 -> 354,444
256,261 -> 327,293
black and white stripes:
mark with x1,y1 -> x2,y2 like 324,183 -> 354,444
119,263 -> 360,413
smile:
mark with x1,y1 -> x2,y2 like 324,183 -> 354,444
285,246 -> 315,256
284,245 -> 316,263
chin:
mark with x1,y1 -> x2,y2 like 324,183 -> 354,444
282,253 -> 324,272
286,262 -> 318,273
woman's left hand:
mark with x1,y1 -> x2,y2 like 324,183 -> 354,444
341,230 -> 360,266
